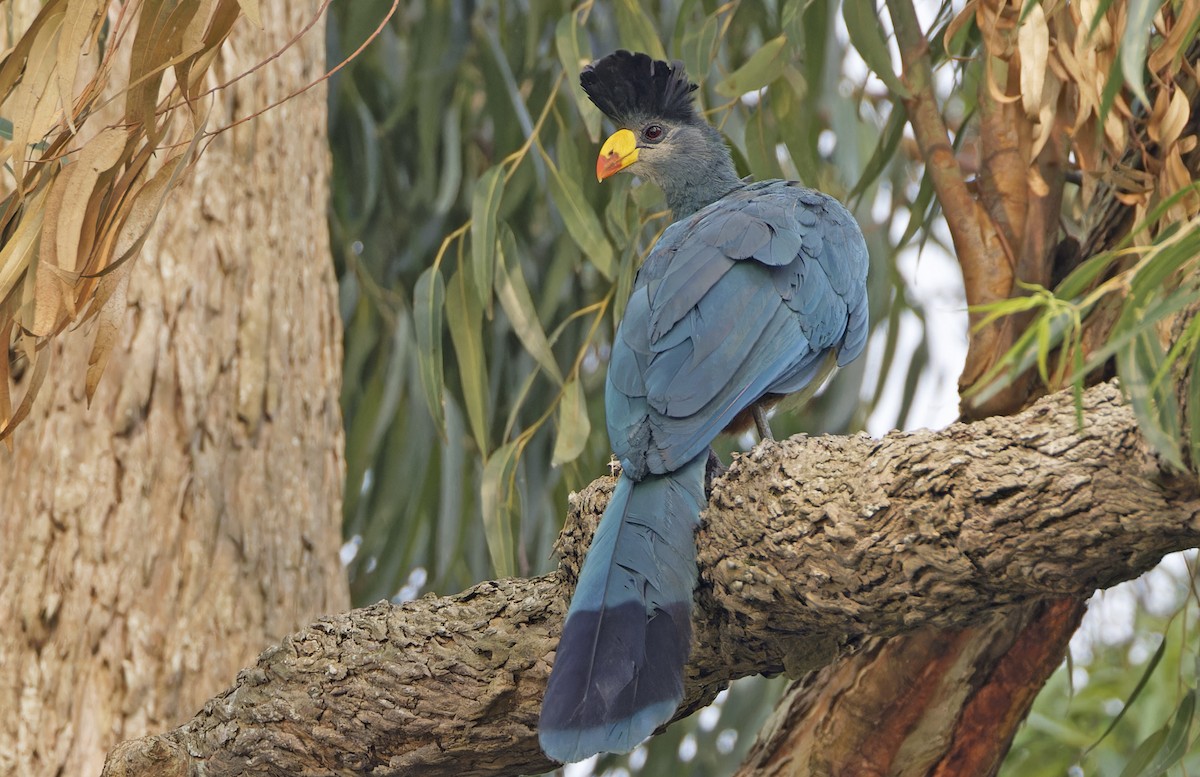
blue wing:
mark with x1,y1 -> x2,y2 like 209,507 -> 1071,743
606,181 -> 869,480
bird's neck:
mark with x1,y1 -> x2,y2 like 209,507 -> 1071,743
656,125 -> 743,219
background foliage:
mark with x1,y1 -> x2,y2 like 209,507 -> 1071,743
321,0 -> 1200,773
327,0 -> 905,604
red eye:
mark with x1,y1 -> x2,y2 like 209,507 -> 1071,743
643,124 -> 664,142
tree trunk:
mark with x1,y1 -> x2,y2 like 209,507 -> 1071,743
0,4 -> 347,776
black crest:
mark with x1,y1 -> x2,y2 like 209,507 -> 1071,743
580,50 -> 699,125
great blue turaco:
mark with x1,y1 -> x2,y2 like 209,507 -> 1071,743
538,50 -> 870,764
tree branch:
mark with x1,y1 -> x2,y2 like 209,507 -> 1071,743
101,382 -> 1200,777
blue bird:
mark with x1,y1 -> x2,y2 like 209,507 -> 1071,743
539,50 -> 870,764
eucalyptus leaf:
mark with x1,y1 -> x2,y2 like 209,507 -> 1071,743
842,0 -> 912,98
543,146 -> 616,279
480,440 -> 521,577
414,266 -> 446,435
446,267 -> 490,456
716,35 -> 789,97
496,224 -> 563,385
1119,0 -> 1160,108
552,378 -> 591,466
470,165 -> 506,309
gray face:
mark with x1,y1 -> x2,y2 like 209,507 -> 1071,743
623,119 -> 713,187
619,118 -> 740,220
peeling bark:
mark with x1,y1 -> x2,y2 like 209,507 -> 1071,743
101,382 -> 1200,777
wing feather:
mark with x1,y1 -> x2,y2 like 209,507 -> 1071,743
606,180 -> 869,480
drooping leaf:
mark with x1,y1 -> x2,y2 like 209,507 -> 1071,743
614,0 -> 667,62
716,35 -> 789,97
680,8 -> 721,82
469,165 -> 506,310
1136,690 -> 1196,777
446,267 -> 490,456
842,0 -> 912,98
414,265 -> 447,435
496,225 -> 563,385
552,377 -> 591,466
85,261 -> 131,403
554,12 -> 601,142
1086,634 -> 1167,754
236,0 -> 262,27
480,439 -> 521,577
542,146 -> 615,279
1119,0 -> 1160,108
849,103 -> 907,202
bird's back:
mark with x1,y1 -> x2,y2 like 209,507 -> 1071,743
606,179 -> 869,480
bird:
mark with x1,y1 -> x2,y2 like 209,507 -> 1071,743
538,50 -> 870,764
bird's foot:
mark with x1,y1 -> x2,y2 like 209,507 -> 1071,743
705,448 -> 727,496
752,406 -> 774,442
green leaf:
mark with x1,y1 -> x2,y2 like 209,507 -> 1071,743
480,440 -> 520,577
604,178 -> 633,245
842,0 -> 912,98
745,96 -> 784,179
1035,314 -> 1051,384
413,266 -> 446,435
496,224 -> 563,385
552,378 -> 591,466
680,8 -> 721,82
849,103 -> 907,202
1119,330 -> 1184,469
1055,247 -> 1121,300
1087,636 -> 1167,754
1118,728 -> 1170,777
1119,0 -> 1159,108
614,0 -> 666,62
543,146 -> 615,279
1138,690 -> 1196,777
554,12 -> 601,142
1099,50 -> 1125,127
470,165 -> 506,309
716,35 -> 790,97
1130,230 -> 1200,301
446,267 -> 490,456
1188,321 -> 1200,469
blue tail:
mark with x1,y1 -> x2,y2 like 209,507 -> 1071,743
539,453 -> 708,763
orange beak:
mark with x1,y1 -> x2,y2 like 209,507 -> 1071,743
596,129 -> 639,181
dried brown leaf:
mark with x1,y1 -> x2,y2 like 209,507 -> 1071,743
55,0 -> 104,134
1148,0 -> 1200,73
945,0 -> 981,58
1029,71 -> 1062,160
9,9 -> 67,181
0,0 -> 68,102
0,187 -> 49,307
1019,3 -> 1050,119
986,62 -> 1024,104
1160,148 -> 1199,221
0,334 -> 51,441
0,320 -> 11,439
125,0 -> 201,138
1149,88 -> 1190,147
57,127 -> 128,276
237,0 -> 263,27
86,261 -> 131,403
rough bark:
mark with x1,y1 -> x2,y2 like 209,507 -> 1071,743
0,4 -> 347,776
99,381 -> 1200,777
754,26 -> 1200,777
